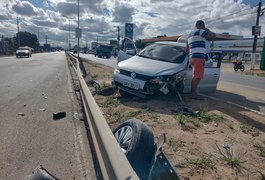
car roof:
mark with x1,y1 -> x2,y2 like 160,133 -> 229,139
154,41 -> 186,47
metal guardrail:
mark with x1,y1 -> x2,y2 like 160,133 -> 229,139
66,52 -> 139,180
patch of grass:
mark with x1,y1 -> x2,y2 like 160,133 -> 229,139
91,74 -> 98,79
168,138 -> 186,151
116,106 -> 160,122
100,81 -> 107,88
254,144 -> 265,157
140,105 -> 160,121
240,124 -> 260,137
174,114 -> 201,127
185,153 -> 215,169
116,109 -> 145,122
196,110 -> 225,123
174,110 -> 229,128
216,144 -> 246,169
102,96 -> 120,108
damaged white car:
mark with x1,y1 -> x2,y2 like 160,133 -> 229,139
113,40 -> 221,98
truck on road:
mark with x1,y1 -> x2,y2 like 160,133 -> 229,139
94,44 -> 113,59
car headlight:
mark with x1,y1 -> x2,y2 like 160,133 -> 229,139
150,75 -> 172,84
175,71 -> 185,82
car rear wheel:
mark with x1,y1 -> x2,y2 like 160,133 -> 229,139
113,119 -> 155,180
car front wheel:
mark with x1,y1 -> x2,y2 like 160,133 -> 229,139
113,119 -> 155,180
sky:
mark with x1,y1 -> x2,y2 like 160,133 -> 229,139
0,0 -> 265,48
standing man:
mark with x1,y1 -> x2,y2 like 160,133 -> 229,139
188,20 -> 216,99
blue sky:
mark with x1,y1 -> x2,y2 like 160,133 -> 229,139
243,0 -> 263,7
26,0 -> 54,11
0,0 -> 265,47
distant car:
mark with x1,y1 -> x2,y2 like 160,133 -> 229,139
222,55 -> 230,60
16,46 -> 32,58
113,40 -> 221,98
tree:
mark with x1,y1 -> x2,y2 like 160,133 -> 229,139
15,31 -> 38,51
134,39 -> 147,49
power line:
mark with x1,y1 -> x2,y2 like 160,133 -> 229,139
173,7 -> 257,32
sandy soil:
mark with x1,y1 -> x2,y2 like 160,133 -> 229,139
82,58 -> 265,180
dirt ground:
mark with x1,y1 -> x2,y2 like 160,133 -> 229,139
82,58 -> 265,180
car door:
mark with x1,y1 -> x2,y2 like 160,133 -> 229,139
117,37 -> 137,64
183,54 -> 221,93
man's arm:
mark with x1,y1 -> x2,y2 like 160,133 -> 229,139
204,28 -> 216,41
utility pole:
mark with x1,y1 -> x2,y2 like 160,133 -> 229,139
251,1 -> 265,70
38,30 -> 40,52
17,16 -> 20,47
45,35 -> 48,44
114,26 -> 120,51
117,26 -> 120,51
68,21 -> 71,50
77,0 -> 80,58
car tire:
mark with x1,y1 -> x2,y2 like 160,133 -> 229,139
113,119 -> 155,180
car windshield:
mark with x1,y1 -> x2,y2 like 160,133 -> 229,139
18,47 -> 29,50
137,43 -> 186,64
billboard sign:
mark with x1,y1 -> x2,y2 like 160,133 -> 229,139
125,23 -> 133,40
252,26 -> 261,36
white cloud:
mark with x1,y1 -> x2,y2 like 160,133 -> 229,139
0,0 -> 264,47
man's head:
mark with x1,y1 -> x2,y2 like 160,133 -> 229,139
195,20 -> 205,29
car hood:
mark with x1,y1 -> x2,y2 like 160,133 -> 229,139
16,50 -> 29,53
118,55 -> 188,76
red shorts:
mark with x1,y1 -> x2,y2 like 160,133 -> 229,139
189,58 -> 205,79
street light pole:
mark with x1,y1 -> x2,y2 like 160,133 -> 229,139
251,1 -> 265,70
117,26 -> 120,51
114,26 -> 120,51
17,16 -> 20,47
77,0 -> 80,58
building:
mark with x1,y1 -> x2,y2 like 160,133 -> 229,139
0,38 -> 10,54
212,38 -> 264,61
142,33 -> 264,61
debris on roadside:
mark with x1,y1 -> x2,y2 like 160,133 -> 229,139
88,79 -> 117,96
18,113 -> 25,116
39,108 -> 46,111
223,142 -> 231,149
53,112 -> 66,120
24,165 -> 59,180
42,93 -> 48,99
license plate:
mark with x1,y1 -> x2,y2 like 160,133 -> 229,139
122,80 -> 140,90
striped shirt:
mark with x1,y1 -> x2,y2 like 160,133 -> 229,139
188,29 -> 209,59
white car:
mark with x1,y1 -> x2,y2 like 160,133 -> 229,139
16,46 -> 32,58
113,40 -> 221,98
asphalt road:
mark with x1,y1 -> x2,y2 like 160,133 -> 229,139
210,62 -> 265,114
0,53 -> 95,179
79,53 -> 265,114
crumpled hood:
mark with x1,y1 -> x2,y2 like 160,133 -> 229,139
118,55 -> 188,76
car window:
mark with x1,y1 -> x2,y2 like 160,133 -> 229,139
138,43 -> 186,64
